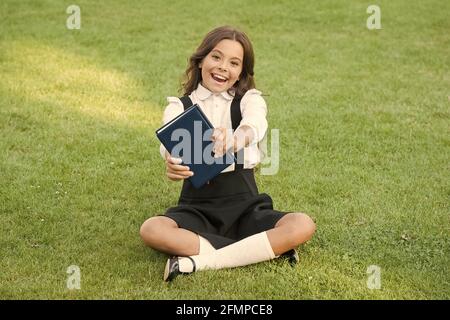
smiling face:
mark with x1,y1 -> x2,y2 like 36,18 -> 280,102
199,39 -> 244,94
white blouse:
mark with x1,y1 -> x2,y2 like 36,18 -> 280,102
159,83 -> 268,172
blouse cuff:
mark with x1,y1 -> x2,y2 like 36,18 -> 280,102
236,122 -> 260,147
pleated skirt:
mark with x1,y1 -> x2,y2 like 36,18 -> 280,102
164,169 -> 290,249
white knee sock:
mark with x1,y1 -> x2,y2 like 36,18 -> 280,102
178,232 -> 275,272
199,235 -> 216,254
178,235 -> 216,272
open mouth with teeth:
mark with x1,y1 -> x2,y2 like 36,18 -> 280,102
211,73 -> 228,84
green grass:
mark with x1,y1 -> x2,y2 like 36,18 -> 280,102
0,0 -> 449,299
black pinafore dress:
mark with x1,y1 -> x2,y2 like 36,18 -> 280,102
164,95 -> 290,249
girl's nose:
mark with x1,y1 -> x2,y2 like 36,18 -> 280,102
218,64 -> 227,72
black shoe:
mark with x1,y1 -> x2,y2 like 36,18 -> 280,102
280,249 -> 299,266
163,256 -> 196,282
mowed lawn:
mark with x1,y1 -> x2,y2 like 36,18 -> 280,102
0,0 -> 448,299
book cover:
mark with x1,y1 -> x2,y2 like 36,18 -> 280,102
156,104 -> 235,188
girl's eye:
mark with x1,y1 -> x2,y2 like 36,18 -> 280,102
231,61 -> 239,66
212,55 -> 220,60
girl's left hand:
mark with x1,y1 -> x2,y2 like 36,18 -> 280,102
211,127 -> 234,157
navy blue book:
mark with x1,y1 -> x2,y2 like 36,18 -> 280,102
156,104 -> 236,188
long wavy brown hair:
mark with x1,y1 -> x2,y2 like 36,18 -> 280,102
181,26 -> 255,98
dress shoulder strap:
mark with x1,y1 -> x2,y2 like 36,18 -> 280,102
230,96 -> 242,131
230,96 -> 244,171
179,96 -> 193,111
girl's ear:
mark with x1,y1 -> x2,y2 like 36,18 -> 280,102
199,62 -> 202,68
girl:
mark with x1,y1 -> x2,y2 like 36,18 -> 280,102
140,26 -> 316,282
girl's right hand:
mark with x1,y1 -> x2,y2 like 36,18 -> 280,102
165,152 -> 194,181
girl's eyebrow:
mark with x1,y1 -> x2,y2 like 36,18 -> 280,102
211,49 -> 242,62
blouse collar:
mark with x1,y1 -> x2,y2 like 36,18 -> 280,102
196,83 -> 234,101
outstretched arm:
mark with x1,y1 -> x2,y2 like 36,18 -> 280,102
211,124 -> 255,157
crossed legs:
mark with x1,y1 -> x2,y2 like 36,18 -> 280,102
140,212 -> 316,257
